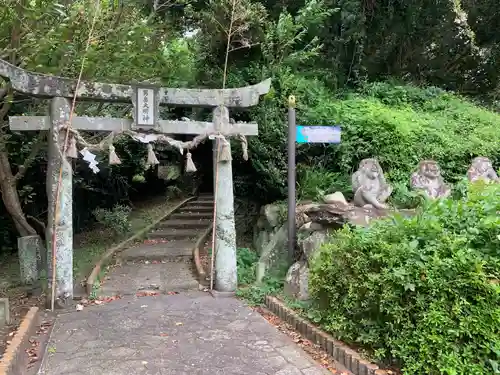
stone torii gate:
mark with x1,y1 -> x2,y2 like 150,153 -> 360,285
0,58 -> 270,305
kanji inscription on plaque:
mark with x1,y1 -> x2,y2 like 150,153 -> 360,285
132,86 -> 159,129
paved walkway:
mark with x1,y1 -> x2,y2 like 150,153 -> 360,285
39,292 -> 344,375
39,197 -> 350,375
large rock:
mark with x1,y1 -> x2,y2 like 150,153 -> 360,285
298,231 -> 328,262
256,224 -> 288,283
263,204 -> 282,229
284,260 -> 309,301
283,230 -> 328,301
253,203 -> 284,255
323,192 -> 348,205
299,200 -> 415,229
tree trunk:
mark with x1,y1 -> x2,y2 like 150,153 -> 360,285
0,150 -> 37,237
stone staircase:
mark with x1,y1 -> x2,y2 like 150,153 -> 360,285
97,195 -> 213,297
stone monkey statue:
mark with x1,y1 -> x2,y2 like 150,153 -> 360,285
467,157 -> 499,183
410,160 -> 451,199
352,158 -> 393,209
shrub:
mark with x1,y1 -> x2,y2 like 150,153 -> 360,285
309,182 -> 500,375
237,247 -> 259,286
238,77 -> 500,204
236,246 -> 287,306
92,204 -> 132,236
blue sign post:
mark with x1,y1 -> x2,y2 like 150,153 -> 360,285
287,98 -> 341,263
296,125 -> 341,144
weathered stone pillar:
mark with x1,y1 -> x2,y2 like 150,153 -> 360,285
0,298 -> 9,326
212,106 -> 237,292
17,235 -> 43,284
213,139 -> 218,194
46,97 -> 73,307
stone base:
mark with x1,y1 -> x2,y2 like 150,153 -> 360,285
209,290 -> 236,298
0,297 -> 10,325
18,235 -> 43,284
45,294 -> 75,310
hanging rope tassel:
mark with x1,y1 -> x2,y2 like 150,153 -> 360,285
185,151 -> 197,172
108,144 -> 122,165
146,143 -> 159,168
66,136 -> 78,158
219,138 -> 232,162
239,135 -> 248,161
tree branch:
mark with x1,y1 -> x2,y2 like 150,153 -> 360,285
229,42 -> 260,53
27,214 -> 46,234
0,82 -> 13,121
14,131 -> 46,181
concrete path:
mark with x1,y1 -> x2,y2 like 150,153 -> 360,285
39,196 -> 351,375
39,292 -> 345,375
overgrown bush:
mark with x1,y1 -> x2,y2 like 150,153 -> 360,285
236,247 -> 259,285
309,182 -> 500,375
92,205 -> 132,237
240,77 -> 500,204
297,164 -> 351,201
236,247 -> 287,306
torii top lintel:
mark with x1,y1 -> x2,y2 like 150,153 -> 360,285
0,59 -> 271,108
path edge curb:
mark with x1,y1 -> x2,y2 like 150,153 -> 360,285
0,307 -> 39,375
86,196 -> 196,295
193,226 -> 212,286
264,296 -> 388,375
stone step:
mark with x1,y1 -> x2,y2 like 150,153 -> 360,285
187,200 -> 213,207
157,219 -> 210,229
120,241 -> 194,261
170,213 -> 212,221
179,205 -> 213,213
148,229 -> 200,240
197,195 -> 214,201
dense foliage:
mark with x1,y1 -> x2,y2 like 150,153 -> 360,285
242,79 -> 500,203
309,182 -> 500,374
1,1 -> 500,372
2,0 -> 500,252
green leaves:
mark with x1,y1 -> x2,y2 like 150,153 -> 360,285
309,183 -> 500,374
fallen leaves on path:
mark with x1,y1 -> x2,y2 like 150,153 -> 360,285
77,296 -> 122,309
95,296 -> 122,304
26,338 -> 40,366
136,291 -> 159,297
24,320 -> 53,370
254,307 -> 350,375
36,321 -> 52,335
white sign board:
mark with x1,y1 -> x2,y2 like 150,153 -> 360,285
136,88 -> 155,126
296,125 -> 341,144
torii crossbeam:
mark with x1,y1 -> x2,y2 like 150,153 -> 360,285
0,58 -> 270,306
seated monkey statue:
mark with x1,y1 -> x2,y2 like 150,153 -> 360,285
352,158 -> 393,209
467,157 -> 499,183
410,160 -> 451,199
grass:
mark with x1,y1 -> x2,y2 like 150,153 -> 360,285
0,194 -> 185,296
73,194 -> 185,283
234,247 -> 288,306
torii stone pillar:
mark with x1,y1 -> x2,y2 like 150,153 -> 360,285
212,106 -> 237,292
46,97 -> 73,306
1,57 -> 271,300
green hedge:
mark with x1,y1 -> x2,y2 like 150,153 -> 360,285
240,77 -> 500,202
309,182 -> 500,374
